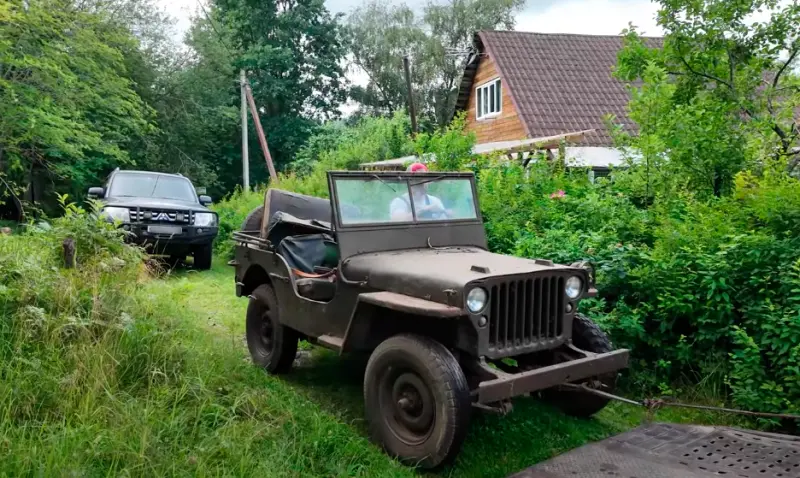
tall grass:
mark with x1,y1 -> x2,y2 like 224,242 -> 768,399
0,205 -> 411,476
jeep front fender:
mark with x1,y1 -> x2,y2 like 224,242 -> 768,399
340,291 -> 471,354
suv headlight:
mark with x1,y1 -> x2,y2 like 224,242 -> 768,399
466,287 -> 488,313
194,212 -> 217,227
565,276 -> 583,299
101,207 -> 130,223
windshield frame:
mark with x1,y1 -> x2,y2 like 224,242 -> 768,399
328,171 -> 482,230
107,172 -> 199,203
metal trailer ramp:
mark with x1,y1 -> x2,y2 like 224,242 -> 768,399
510,422 -> 800,478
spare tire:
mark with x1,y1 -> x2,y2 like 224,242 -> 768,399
242,205 -> 264,232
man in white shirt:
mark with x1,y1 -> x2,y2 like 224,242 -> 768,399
389,163 -> 448,221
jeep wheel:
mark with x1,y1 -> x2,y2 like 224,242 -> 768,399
193,244 -> 213,270
246,284 -> 298,374
543,314 -> 616,417
242,205 -> 264,231
364,334 -> 470,469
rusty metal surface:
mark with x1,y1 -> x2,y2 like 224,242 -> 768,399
477,349 -> 629,403
509,422 -> 800,478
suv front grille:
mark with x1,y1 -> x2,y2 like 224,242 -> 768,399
488,276 -> 565,354
129,208 -> 192,224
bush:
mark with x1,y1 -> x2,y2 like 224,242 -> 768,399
211,186 -> 267,258
487,163 -> 800,415
0,201 -> 185,425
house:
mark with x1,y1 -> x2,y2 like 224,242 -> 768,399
453,31 -> 662,173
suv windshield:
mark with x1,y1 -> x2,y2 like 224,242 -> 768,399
334,176 -> 478,225
108,173 -> 197,202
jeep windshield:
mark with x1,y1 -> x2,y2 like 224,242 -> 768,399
108,173 -> 197,202
333,175 -> 478,225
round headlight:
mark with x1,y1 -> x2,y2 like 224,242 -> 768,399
565,276 -> 583,299
466,287 -> 488,313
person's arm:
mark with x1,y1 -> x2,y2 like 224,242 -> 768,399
390,197 -> 413,221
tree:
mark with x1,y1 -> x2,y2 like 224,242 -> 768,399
616,0 -> 800,195
347,2 -> 432,118
212,0 -> 349,184
0,0 -> 152,209
347,0 -> 525,127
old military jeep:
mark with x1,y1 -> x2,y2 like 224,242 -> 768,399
231,171 -> 629,468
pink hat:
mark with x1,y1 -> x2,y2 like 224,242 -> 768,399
407,162 -> 428,172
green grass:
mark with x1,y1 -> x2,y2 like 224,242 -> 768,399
1,247 -> 750,477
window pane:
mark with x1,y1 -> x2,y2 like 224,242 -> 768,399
496,80 -> 502,112
483,86 -> 488,116
109,173 -> 196,202
489,83 -> 495,113
477,88 -> 482,117
335,178 -> 409,225
410,178 -> 478,222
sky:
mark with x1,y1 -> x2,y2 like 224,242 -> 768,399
160,0 -> 663,45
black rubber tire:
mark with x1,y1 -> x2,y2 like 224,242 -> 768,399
544,314 -> 616,417
193,244 -> 213,270
245,284 -> 298,374
167,255 -> 183,269
364,334 -> 471,469
242,205 -> 264,231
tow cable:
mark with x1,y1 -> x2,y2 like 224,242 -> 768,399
560,383 -> 800,422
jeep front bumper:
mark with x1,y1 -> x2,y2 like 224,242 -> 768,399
475,349 -> 629,403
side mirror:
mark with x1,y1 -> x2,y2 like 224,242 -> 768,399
199,195 -> 212,205
88,187 -> 104,198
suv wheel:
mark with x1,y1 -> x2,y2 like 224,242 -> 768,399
193,244 -> 213,270
364,334 -> 471,469
246,284 -> 298,374
543,314 -> 616,417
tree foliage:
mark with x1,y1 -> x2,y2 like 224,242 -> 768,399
0,0 -> 152,207
212,0 -> 349,186
347,0 -> 525,127
616,0 -> 800,198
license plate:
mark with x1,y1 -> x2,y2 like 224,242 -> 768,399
147,225 -> 182,235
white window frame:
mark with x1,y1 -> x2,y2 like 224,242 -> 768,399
475,77 -> 502,120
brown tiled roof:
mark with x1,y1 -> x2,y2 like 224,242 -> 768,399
455,31 -> 663,147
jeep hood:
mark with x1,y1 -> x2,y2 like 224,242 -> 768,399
342,247 -> 571,306
104,196 -> 210,212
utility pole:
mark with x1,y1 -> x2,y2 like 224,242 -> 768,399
240,70 -> 250,191
244,83 -> 279,185
403,56 -> 418,135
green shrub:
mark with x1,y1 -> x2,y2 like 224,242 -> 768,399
491,164 -> 800,415
211,186 -> 267,258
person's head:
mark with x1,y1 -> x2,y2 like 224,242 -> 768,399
407,162 -> 427,173
407,162 -> 428,199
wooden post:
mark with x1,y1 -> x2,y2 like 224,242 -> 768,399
240,69 -> 250,191
403,56 -> 418,135
243,83 -> 279,185
62,238 -> 76,268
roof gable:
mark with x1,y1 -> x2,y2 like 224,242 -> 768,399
455,31 -> 663,146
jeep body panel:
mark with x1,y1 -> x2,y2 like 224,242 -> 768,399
235,243 -> 361,340
342,247 -> 588,307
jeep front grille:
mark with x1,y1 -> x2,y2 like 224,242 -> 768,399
488,276 -> 565,353
129,208 -> 192,224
